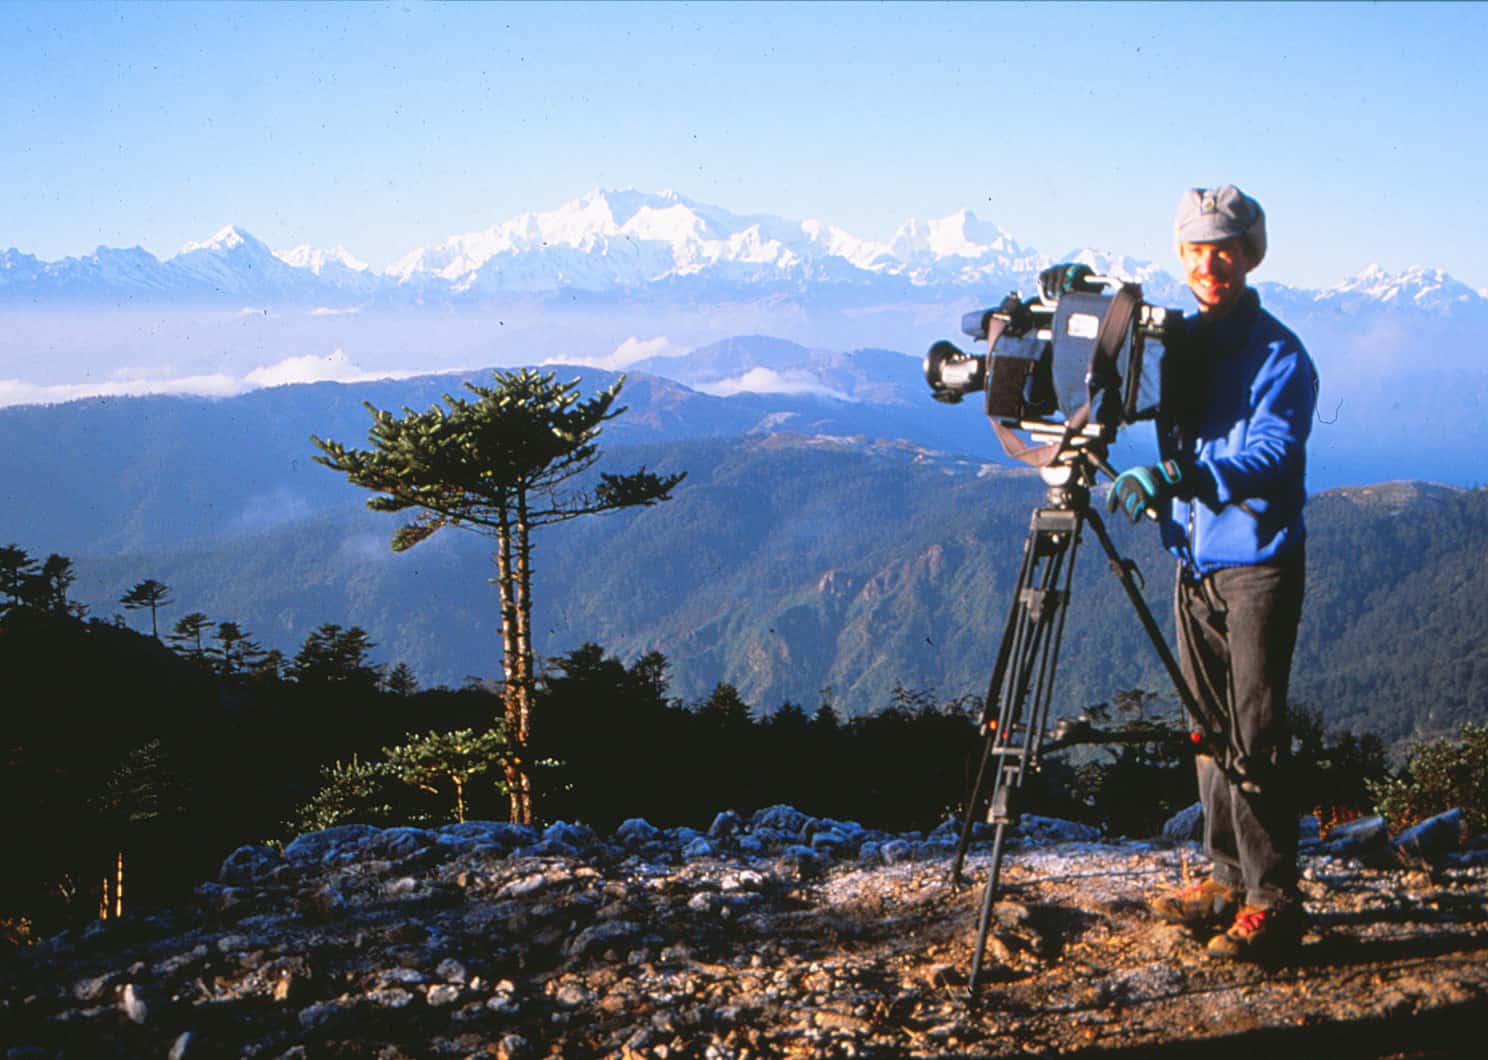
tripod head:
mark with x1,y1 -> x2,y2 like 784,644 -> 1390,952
1020,421 -> 1119,509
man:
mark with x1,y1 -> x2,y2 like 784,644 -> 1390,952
1108,185 -> 1318,961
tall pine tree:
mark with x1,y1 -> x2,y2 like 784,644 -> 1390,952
311,370 -> 683,823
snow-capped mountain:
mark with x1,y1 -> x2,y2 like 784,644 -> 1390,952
2,189 -> 1484,317
168,225 -> 316,298
1318,265 -> 1484,312
275,244 -> 369,275
384,189 -> 924,292
274,244 -> 379,295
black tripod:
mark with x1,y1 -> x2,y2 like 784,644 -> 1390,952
948,434 -> 1224,997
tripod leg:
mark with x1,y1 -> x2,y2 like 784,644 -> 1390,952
967,820 -> 1011,996
950,514 -> 1047,887
1082,508 -> 1227,748
951,737 -> 993,888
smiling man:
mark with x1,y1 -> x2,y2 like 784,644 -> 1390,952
1108,185 -> 1319,963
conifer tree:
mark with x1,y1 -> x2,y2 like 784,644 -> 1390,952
0,544 -> 38,613
167,612 -> 212,662
288,623 -> 381,686
23,554 -> 85,618
210,621 -> 266,676
386,662 -> 419,696
119,579 -> 174,638
89,739 -> 186,918
311,369 -> 684,823
383,727 -> 509,824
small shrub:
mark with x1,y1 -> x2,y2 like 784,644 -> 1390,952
1368,723 -> 1488,834
285,756 -> 397,837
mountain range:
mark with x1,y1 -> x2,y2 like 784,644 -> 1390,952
5,189 -> 1486,310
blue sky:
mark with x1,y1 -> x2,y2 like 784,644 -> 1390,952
4,1 -> 1486,290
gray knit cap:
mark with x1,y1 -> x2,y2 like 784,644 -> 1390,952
1174,185 -> 1266,267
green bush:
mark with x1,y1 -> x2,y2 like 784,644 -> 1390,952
1368,723 -> 1488,834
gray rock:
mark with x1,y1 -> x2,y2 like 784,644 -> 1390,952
527,838 -> 578,858
719,869 -> 767,892
928,817 -> 959,841
367,987 -> 415,1009
709,809 -> 743,839
427,983 -> 461,1007
1316,814 -> 1394,864
436,957 -> 468,984
168,1031 -> 194,1060
440,820 -> 538,846
219,844 -> 287,885
751,804 -> 810,835
496,1033 -> 533,1060
809,829 -> 847,855
777,844 -> 824,875
283,824 -> 380,865
683,837 -> 716,860
616,818 -> 661,844
795,817 -> 826,843
1018,815 -> 1101,842
368,826 -> 439,860
735,835 -> 767,858
542,820 -> 596,848
193,881 -> 253,917
297,999 -> 352,1030
879,839 -> 914,865
72,973 -> 112,1002
1161,802 -> 1204,842
1327,815 -> 1389,843
567,920 -> 642,959
118,982 -> 149,1024
1393,808 -> 1464,861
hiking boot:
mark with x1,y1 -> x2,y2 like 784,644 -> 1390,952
1149,878 -> 1240,928
1205,903 -> 1304,962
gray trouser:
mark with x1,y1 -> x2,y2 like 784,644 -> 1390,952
1174,550 -> 1304,909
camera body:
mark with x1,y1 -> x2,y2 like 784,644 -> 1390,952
925,265 -> 1183,441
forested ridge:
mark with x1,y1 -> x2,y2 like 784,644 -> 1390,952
53,434 -> 1488,741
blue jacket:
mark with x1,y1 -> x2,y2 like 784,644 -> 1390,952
1156,289 -> 1318,576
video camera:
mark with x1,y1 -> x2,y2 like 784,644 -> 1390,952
924,264 -> 1184,454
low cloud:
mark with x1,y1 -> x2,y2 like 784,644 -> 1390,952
0,349 -> 422,408
309,305 -> 363,317
546,335 -> 681,372
696,367 -> 849,400
244,349 -> 418,388
0,373 -> 247,408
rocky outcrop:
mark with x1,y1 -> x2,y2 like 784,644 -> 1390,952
3,804 -> 1487,1057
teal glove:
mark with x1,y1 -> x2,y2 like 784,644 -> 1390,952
1108,460 -> 1183,523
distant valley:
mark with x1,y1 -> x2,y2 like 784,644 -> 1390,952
2,346 -> 1484,744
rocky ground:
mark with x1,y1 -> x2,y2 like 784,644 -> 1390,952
3,807 -> 1487,1059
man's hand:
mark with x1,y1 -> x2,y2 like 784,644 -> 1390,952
1108,461 -> 1184,523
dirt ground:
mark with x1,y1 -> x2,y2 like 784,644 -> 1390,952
4,838 -> 1486,1058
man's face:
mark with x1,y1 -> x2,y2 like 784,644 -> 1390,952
1179,237 -> 1254,316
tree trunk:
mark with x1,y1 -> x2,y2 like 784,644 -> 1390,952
511,487 -> 536,825
493,511 -> 527,824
